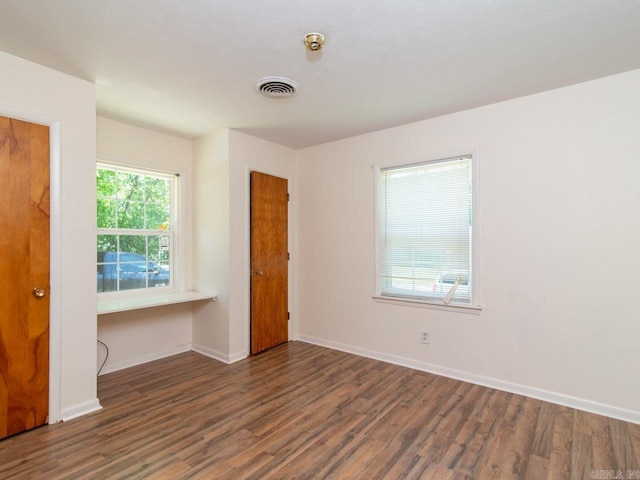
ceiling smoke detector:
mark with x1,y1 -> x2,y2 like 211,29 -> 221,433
304,32 -> 325,51
254,76 -> 299,99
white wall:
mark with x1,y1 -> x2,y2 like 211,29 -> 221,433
192,129 -> 296,361
98,305 -> 193,374
0,51 -> 97,420
296,69 -> 640,422
96,117 -> 194,373
228,130 -> 297,357
192,129 -> 231,358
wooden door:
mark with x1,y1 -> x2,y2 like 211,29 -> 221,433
250,171 -> 288,354
0,116 -> 50,439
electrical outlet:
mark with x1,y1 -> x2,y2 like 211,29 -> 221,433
420,330 -> 430,344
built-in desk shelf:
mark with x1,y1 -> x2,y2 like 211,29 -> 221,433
98,291 -> 216,315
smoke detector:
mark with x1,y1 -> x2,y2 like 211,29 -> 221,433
304,32 -> 325,51
254,76 -> 299,99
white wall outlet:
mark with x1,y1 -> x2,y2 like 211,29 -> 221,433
420,330 -> 430,344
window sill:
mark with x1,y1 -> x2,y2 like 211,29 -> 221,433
98,291 -> 217,315
372,295 -> 482,314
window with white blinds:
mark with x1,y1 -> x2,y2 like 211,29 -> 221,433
378,154 -> 474,305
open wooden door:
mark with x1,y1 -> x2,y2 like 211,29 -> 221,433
250,171 -> 288,355
0,116 -> 50,439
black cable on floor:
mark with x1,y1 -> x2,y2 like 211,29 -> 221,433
97,340 -> 109,376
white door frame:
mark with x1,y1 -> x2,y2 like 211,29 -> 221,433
0,105 -> 62,423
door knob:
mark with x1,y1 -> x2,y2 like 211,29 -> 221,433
33,287 -> 46,298
253,270 -> 264,276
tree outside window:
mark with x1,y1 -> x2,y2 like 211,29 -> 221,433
97,165 -> 175,293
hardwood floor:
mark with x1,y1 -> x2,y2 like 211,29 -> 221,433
0,341 -> 638,479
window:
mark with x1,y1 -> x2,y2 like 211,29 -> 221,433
97,164 -> 176,294
376,153 -> 477,307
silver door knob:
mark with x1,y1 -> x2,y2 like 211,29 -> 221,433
33,287 -> 46,298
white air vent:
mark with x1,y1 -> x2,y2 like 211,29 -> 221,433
255,77 -> 299,99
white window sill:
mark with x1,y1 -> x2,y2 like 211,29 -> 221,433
98,291 -> 217,315
372,295 -> 482,314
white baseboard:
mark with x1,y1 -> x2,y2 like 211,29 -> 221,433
98,343 -> 247,376
229,350 -> 248,364
298,335 -> 640,425
61,399 -> 102,422
192,343 -> 247,364
99,344 -> 192,375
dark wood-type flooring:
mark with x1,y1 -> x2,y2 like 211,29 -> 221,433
0,341 -> 638,479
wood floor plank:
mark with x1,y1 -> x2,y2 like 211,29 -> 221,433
450,389 -> 511,477
0,342 -> 638,479
524,454 -> 549,480
475,394 -> 539,480
530,401 -> 555,459
547,405 -> 574,480
609,417 -> 638,472
571,432 -> 593,480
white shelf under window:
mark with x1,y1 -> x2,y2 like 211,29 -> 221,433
98,291 -> 216,315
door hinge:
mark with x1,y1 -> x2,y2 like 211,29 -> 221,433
287,312 -> 290,320
287,252 -> 290,261
287,193 -> 290,201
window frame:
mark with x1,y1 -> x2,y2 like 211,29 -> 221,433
97,160 -> 181,298
373,147 -> 481,312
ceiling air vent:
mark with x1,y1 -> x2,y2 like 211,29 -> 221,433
255,77 -> 299,99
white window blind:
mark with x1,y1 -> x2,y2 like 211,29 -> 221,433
379,155 -> 473,304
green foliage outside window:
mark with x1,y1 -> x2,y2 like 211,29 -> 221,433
97,165 -> 174,292
97,168 -> 172,260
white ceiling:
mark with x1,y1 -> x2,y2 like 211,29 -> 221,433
1,0 -> 639,149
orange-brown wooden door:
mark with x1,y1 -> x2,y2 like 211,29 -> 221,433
250,171 -> 288,354
0,116 -> 50,439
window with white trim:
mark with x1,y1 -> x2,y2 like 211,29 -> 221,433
376,154 -> 476,306
97,164 -> 177,294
